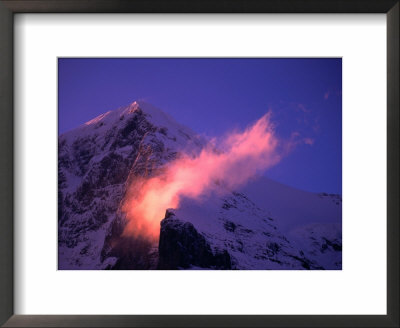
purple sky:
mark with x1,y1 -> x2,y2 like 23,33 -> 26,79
58,58 -> 342,194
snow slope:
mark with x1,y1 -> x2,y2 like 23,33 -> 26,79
165,178 -> 341,270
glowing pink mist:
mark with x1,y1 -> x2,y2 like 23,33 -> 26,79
122,113 -> 283,241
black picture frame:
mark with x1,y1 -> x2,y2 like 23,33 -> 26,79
0,1 -> 398,327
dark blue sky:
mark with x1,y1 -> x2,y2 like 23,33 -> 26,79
58,58 -> 342,194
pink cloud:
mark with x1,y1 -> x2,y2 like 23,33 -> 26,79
297,104 -> 310,113
291,131 -> 301,138
303,138 -> 315,145
122,113 -> 285,240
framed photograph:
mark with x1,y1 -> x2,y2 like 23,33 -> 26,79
0,1 -> 398,327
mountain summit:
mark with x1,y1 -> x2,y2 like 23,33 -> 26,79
58,101 -> 341,270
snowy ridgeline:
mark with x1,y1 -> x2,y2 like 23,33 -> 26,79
58,100 -> 342,270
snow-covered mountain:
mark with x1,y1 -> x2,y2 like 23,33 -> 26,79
58,100 -> 342,270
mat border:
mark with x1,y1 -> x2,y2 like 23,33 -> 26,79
0,1 -> 398,327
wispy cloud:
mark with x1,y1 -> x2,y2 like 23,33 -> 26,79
122,113 -> 286,240
297,104 -> 310,113
303,138 -> 315,145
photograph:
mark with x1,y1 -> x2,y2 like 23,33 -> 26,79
58,58 -> 342,270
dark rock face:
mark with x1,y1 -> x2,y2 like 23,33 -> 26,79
100,214 -> 158,270
58,111 -> 151,258
158,211 -> 231,269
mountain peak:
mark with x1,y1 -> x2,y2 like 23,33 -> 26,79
62,100 -> 180,138
60,99 -> 202,155
81,100 -> 163,128
123,100 -> 163,117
